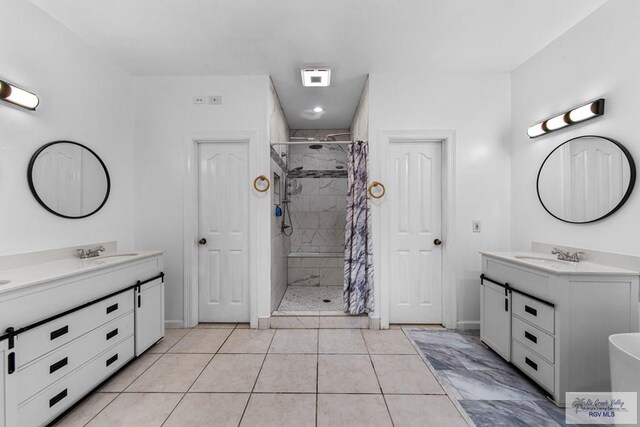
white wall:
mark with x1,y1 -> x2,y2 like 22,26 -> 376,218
133,76 -> 271,324
368,73 -> 511,327
511,0 -> 640,255
0,0 -> 134,255
351,78 -> 369,142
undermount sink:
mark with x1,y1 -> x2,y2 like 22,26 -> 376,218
0,280 -> 10,286
514,256 -> 570,266
88,253 -> 138,261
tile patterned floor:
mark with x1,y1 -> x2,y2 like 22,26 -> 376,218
277,285 -> 344,311
407,329 -> 570,427
53,325 -> 468,427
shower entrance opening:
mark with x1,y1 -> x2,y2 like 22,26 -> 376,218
270,135 -> 355,315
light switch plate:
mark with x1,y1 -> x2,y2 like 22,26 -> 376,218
472,221 -> 481,232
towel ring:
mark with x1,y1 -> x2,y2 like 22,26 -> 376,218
253,175 -> 270,192
368,181 -> 386,199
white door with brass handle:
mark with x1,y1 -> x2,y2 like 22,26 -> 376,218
387,141 -> 443,323
197,142 -> 250,322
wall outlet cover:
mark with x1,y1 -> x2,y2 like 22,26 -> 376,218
193,96 -> 205,104
208,95 -> 222,105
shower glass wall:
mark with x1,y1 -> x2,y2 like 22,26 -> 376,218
272,129 -> 350,312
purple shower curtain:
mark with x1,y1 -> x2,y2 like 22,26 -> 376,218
343,141 -> 374,314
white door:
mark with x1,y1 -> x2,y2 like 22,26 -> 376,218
387,141 -> 442,323
198,142 -> 250,322
480,281 -> 511,361
135,279 -> 165,355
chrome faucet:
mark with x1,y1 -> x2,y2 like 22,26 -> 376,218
551,248 -> 584,262
77,245 -> 105,259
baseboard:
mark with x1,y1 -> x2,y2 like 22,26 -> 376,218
456,320 -> 480,330
165,320 -> 185,329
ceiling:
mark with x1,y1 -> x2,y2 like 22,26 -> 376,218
31,0 -> 607,129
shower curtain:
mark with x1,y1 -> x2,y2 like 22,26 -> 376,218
343,140 -> 374,314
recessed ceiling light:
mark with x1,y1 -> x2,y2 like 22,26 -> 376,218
313,106 -> 324,113
301,67 -> 331,87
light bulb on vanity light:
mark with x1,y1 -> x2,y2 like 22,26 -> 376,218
545,114 -> 569,131
0,78 -> 39,110
313,106 -> 324,113
527,98 -> 605,139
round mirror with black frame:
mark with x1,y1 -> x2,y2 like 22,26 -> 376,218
536,135 -> 636,224
27,141 -> 111,219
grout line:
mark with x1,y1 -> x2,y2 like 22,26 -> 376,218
237,330 -> 276,426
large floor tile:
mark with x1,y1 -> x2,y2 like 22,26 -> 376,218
86,393 -> 182,427
168,328 -> 232,353
126,353 -> 212,392
385,395 -> 468,427
190,353 -> 264,392
318,329 -> 368,354
147,328 -> 190,353
362,330 -> 416,354
269,329 -> 318,353
270,316 -> 320,329
371,355 -> 444,394
164,393 -> 250,427
317,394 -> 393,427
99,353 -> 162,392
318,354 -> 380,393
218,329 -> 275,353
54,393 -> 118,427
441,368 -> 545,400
460,399 -> 556,427
240,394 -> 316,427
254,354 -> 317,393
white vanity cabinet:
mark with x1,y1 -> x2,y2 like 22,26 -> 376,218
0,251 -> 163,426
480,252 -> 639,406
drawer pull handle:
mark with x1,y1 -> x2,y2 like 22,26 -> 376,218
49,389 -> 68,407
50,357 -> 68,374
524,331 -> 538,344
106,354 -> 118,367
525,357 -> 538,371
106,328 -> 119,341
524,305 -> 538,316
50,325 -> 69,340
106,303 -> 119,314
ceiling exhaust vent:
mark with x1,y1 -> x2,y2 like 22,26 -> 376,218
301,67 -> 331,87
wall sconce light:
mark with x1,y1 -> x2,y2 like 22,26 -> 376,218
527,98 -> 605,139
0,78 -> 39,111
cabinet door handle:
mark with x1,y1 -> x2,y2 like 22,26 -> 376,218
50,325 -> 69,340
138,294 -> 141,308
106,328 -> 119,341
524,305 -> 538,316
106,354 -> 119,367
49,357 -> 68,374
504,298 -> 509,312
106,303 -> 119,314
524,331 -> 538,344
525,357 -> 538,371
49,389 -> 68,407
7,352 -> 15,375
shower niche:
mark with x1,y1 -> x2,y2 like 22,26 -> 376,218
270,130 -> 350,313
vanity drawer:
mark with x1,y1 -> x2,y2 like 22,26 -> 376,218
16,336 -> 134,427
512,292 -> 555,335
16,290 -> 134,367
512,315 -> 554,363
12,312 -> 134,404
484,258 -> 549,299
512,339 -> 555,394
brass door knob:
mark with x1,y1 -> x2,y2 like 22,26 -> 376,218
199,238 -> 207,245
434,239 -> 442,246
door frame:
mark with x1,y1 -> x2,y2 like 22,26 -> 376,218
183,131 -> 262,328
377,130 -> 457,329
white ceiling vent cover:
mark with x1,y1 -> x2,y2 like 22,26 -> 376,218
301,67 -> 331,87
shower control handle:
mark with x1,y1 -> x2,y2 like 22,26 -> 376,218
434,239 -> 442,246
199,238 -> 207,245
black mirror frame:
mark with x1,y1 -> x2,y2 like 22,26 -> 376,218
27,140 -> 111,219
536,135 -> 636,224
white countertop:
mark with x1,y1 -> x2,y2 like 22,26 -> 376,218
0,251 -> 163,294
480,251 -> 640,275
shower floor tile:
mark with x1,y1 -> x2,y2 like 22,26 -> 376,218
278,286 -> 344,311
